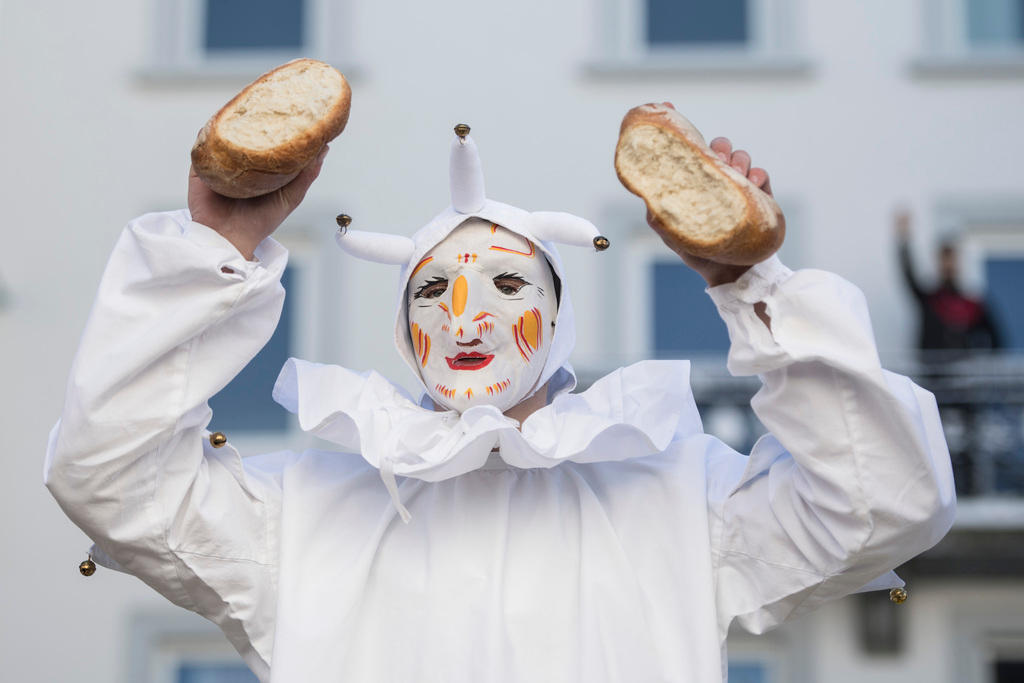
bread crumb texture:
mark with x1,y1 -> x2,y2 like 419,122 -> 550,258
220,61 -> 344,150
617,124 -> 744,243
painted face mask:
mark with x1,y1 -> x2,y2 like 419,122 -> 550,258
407,217 -> 558,413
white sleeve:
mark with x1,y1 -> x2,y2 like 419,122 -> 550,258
44,210 -> 289,679
703,256 -> 956,637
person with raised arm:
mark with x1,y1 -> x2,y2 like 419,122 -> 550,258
46,109 -> 954,683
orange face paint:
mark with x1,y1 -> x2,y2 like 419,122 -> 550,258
521,308 -> 541,349
488,236 -> 536,258
410,323 -> 432,367
410,256 -> 434,278
452,275 -> 468,317
513,308 -> 543,361
407,220 -> 558,412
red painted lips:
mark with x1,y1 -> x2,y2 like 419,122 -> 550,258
446,353 -> 495,370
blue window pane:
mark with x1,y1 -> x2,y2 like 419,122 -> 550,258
204,0 -> 304,51
967,0 -> 1024,44
647,0 -> 748,46
177,663 -> 258,683
652,262 -> 730,354
985,258 -> 1024,349
728,661 -> 767,683
209,267 -> 293,431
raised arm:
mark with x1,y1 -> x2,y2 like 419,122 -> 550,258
44,151 -> 326,678
895,209 -> 927,301
704,260 -> 955,636
655,145 -> 957,636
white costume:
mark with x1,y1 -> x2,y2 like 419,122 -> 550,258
46,132 -> 955,683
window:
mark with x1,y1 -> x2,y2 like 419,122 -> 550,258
128,611 -> 258,683
148,0 -> 353,78
916,0 -> 1024,74
203,0 -> 304,53
590,0 -> 807,75
985,258 -> 1024,349
966,0 -> 1024,49
724,621 -> 807,683
926,199 -> 1024,497
942,199 -> 1024,349
209,267 -> 295,432
646,0 -> 749,47
727,661 -> 769,683
614,195 -> 802,363
950,600 -> 1024,682
196,206 -> 344,454
651,261 -> 730,355
177,663 -> 258,683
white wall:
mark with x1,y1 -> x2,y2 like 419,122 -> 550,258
2,0 -> 1022,680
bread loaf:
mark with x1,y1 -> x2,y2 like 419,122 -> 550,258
191,58 -> 351,198
614,103 -> 784,265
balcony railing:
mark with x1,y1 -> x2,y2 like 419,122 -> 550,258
577,351 -> 1024,498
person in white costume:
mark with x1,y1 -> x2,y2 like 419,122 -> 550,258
46,115 -> 956,683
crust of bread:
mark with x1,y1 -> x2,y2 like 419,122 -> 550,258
614,103 -> 784,266
191,58 -> 351,199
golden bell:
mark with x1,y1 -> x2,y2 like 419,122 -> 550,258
79,556 -> 96,577
336,214 -> 352,234
889,587 -> 908,604
593,236 -> 610,251
454,123 -> 471,139
209,431 -> 228,448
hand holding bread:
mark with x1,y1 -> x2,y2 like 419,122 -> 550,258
188,145 -> 329,261
191,58 -> 350,199
615,102 -> 785,284
187,58 -> 350,258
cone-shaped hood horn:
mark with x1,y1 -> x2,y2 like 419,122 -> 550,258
335,226 -> 415,265
450,124 -> 486,214
531,211 -> 609,251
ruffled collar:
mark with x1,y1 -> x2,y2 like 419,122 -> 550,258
272,358 -> 703,520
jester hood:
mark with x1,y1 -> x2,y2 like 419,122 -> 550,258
272,127 -> 697,520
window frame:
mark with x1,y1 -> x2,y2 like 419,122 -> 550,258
932,197 -> 1024,296
914,0 -> 1024,76
949,592 -> 1024,682
589,0 -> 809,77
128,611 -> 257,683
178,199 -> 347,457
611,195 -> 801,362
725,618 -> 811,683
147,0 -> 356,80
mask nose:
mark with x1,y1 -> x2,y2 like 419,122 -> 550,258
448,272 -> 487,340
452,275 -> 468,318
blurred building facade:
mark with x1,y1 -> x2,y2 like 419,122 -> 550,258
2,0 -> 1024,681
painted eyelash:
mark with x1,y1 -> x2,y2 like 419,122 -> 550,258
494,272 -> 528,282
413,276 -> 447,299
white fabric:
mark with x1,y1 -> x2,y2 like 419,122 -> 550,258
529,211 -> 602,247
450,134 -> 486,213
45,211 -> 956,683
333,228 -> 414,265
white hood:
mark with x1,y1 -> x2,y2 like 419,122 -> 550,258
335,126 -> 609,405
